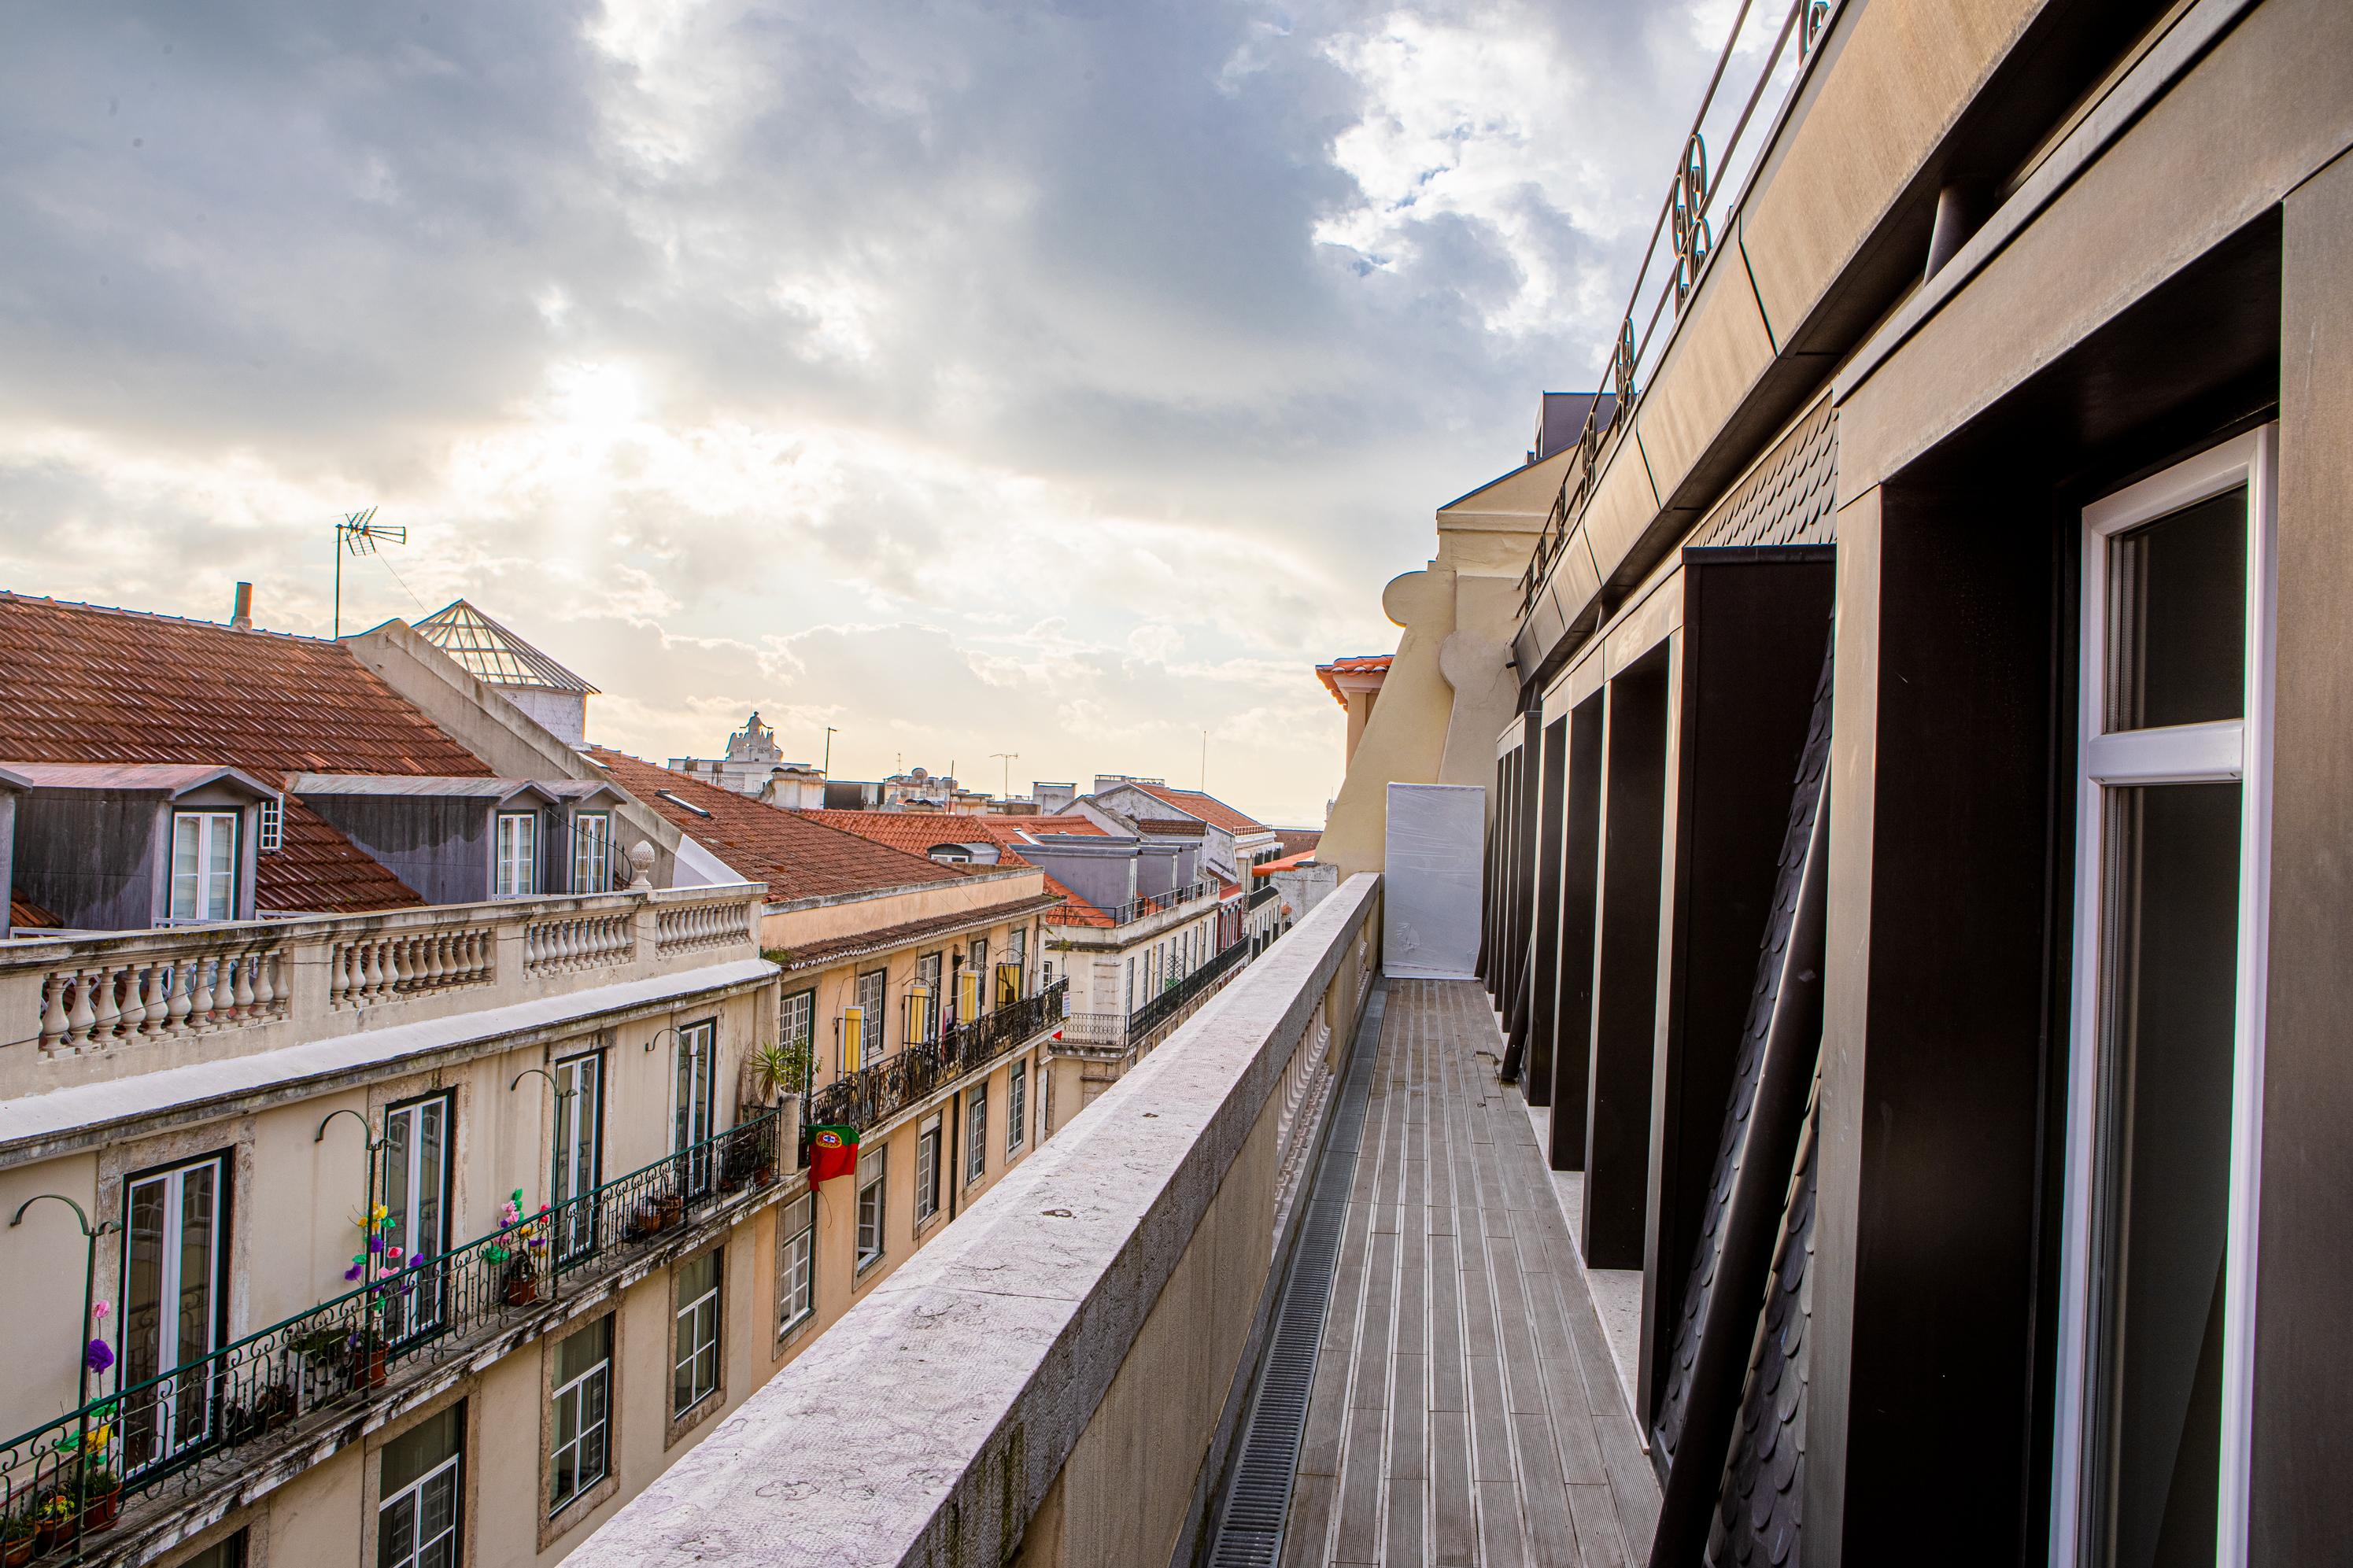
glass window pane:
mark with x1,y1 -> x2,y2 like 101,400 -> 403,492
204,814 -> 235,918
2090,782 -> 2240,1568
177,1164 -> 216,1369
2106,487 -> 2247,732
556,1315 -> 611,1386
381,1405 -> 463,1497
172,814 -> 201,921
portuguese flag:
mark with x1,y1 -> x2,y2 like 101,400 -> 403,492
807,1123 -> 859,1184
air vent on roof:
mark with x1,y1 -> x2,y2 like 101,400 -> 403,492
656,788 -> 712,819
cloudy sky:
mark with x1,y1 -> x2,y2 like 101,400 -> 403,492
0,0 -> 1748,825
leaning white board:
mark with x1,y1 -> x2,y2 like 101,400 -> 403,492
1383,782 -> 1485,979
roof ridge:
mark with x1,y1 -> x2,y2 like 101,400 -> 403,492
0,588 -> 347,647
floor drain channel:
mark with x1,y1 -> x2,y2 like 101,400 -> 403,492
1203,985 -> 1384,1568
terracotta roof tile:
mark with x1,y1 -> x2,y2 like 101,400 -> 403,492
1316,653 -> 1393,708
589,751 -> 965,902
1118,780 -> 1271,836
9,888 -> 60,929
795,810 -> 1115,927
0,592 -> 488,914
1271,827 -> 1323,857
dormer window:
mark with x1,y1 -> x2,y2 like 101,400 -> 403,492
495,811 -> 538,898
573,811 -> 611,893
169,810 -> 238,923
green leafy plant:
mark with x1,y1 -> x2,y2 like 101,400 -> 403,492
746,1042 -> 811,1103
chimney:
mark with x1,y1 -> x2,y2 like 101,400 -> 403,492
231,582 -> 254,630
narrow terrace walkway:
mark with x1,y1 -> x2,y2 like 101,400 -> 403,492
1284,980 -> 1659,1566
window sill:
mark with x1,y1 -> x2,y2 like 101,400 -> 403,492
666,1386 -> 726,1451
541,1470 -> 622,1553
773,1307 -> 818,1360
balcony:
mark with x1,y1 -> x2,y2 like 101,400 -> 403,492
1249,881 -> 1279,910
1052,939 -> 1254,1067
0,885 -> 766,1146
806,979 -> 1066,1133
0,1109 -> 794,1567
564,874 -> 1651,1567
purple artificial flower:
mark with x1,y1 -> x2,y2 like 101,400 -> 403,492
85,1339 -> 114,1375
408,1254 -> 427,1268
345,1260 -> 364,1282
368,1234 -> 384,1255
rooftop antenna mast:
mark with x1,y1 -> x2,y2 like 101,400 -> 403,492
332,508 -> 405,638
823,727 -> 838,777
992,752 -> 1018,798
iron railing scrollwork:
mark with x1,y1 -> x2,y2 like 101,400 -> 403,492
807,980 -> 1068,1133
0,1112 -> 783,1555
1126,940 -> 1248,1042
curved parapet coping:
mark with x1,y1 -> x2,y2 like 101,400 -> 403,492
567,873 -> 1384,1568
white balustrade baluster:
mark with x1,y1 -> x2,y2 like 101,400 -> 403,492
65,968 -> 98,1048
90,965 -> 123,1044
39,972 -> 69,1053
185,956 -> 216,1030
165,960 -> 193,1034
233,948 -> 258,1018
364,940 -> 388,1001
253,948 -> 278,1016
122,962 -> 154,1039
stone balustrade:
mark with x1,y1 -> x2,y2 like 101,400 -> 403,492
2,884 -> 767,1084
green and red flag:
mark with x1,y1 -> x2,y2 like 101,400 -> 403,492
807,1123 -> 859,1184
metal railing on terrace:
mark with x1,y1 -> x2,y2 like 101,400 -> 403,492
1249,883 -> 1279,910
1518,0 -> 1845,621
1126,940 -> 1248,1042
807,980 -> 1066,1132
0,884 -> 764,1099
0,1110 -> 786,1562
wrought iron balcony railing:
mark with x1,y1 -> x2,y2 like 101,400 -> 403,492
1248,883 -> 1279,910
0,1111 -> 784,1555
1126,940 -> 1248,1042
1044,880 -> 1217,932
807,980 -> 1067,1132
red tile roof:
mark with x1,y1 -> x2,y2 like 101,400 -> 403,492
1271,828 -> 1322,858
770,891 -> 1067,973
589,751 -> 966,902
796,810 -> 1114,927
1316,653 -> 1393,709
1254,849 -> 1317,876
1116,780 -> 1271,836
0,592 -> 479,914
9,888 -> 60,929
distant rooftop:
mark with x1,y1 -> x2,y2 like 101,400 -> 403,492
416,599 -> 598,695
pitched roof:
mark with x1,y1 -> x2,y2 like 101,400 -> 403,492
1272,828 -> 1323,858
1254,849 -> 1317,875
795,810 -> 1115,928
588,750 -> 965,902
0,592 -> 489,913
1315,654 -> 1393,709
413,600 -> 597,694
1114,780 -> 1271,836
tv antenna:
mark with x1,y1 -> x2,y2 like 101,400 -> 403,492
992,752 -> 1018,798
332,508 -> 406,637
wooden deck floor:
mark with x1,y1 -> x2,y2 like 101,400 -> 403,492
1283,980 -> 1660,1567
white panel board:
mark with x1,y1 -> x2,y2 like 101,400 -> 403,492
1383,782 -> 1485,979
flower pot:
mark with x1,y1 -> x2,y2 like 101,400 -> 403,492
632,1202 -> 665,1239
33,1515 -> 76,1554
353,1343 -> 389,1389
501,1269 -> 540,1308
656,1195 -> 685,1229
3,1530 -> 38,1566
79,1483 -> 120,1534
755,1164 -> 778,1188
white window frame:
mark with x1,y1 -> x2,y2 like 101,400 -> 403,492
377,1411 -> 463,1568
914,1113 -> 941,1224
2051,426 -> 2274,1568
855,1153 -> 887,1271
495,810 -> 538,898
671,1250 -> 722,1417
548,1315 -> 612,1515
553,1050 -> 603,1262
257,795 -> 283,854
964,1085 -> 987,1186
777,1193 -> 815,1335
572,810 -> 611,894
168,810 -> 238,924
673,1020 -> 717,1196
1007,1061 -> 1027,1157
121,1152 -> 228,1471
381,1092 -> 453,1341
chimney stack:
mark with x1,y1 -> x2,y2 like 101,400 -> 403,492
231,582 -> 253,630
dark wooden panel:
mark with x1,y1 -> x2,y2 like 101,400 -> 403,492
1526,717 -> 1571,1107
1584,649 -> 1670,1270
1551,697 -> 1605,1174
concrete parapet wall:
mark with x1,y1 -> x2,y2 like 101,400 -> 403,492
568,873 -> 1383,1568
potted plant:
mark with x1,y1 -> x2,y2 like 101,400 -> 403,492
501,1255 -> 540,1307
74,1463 -> 120,1535
3,1509 -> 38,1566
742,1042 -> 811,1112
286,1323 -> 348,1411
31,1492 -> 76,1554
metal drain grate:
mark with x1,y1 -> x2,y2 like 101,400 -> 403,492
1203,987 -> 1383,1568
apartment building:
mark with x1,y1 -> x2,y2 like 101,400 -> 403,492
1077,777 -> 1285,951
573,2 -> 2353,1566
794,809 -> 1239,1131
596,758 -> 1066,1312
0,592 -> 785,1568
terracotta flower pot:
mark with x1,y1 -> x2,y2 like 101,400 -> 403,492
3,1530 -> 39,1566
79,1483 -> 121,1533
